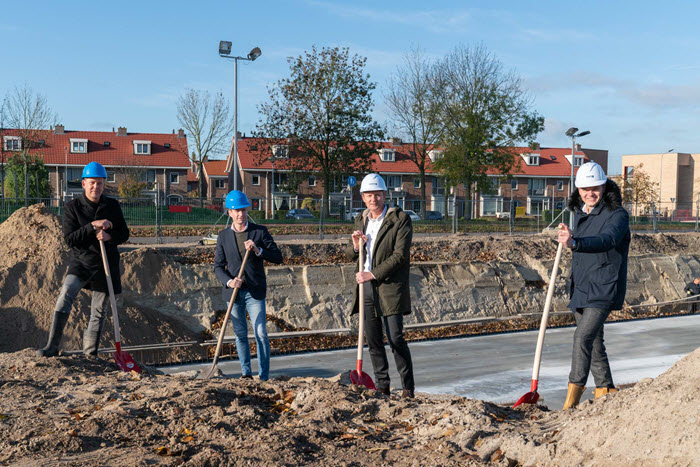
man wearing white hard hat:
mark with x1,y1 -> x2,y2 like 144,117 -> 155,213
557,161 -> 630,409
346,173 -> 415,398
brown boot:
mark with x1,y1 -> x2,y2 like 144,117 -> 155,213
562,383 -> 586,409
594,387 -> 619,398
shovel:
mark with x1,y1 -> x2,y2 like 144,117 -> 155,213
201,249 -> 251,380
349,238 -> 376,390
99,240 -> 141,373
513,240 -> 564,408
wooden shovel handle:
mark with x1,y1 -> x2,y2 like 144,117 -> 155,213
357,239 -> 365,363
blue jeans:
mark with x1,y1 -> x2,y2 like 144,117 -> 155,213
230,289 -> 270,380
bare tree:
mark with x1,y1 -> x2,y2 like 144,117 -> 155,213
432,44 -> 543,219
610,163 -> 658,217
176,89 -> 233,205
384,47 -> 443,218
1,84 -> 59,204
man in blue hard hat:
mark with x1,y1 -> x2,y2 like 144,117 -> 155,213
214,190 -> 283,380
37,162 -> 130,358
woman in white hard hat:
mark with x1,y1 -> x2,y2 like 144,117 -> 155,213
557,161 -> 630,409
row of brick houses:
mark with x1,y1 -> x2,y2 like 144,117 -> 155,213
1,125 -> 608,218
201,136 -> 608,218
1,126 -> 191,204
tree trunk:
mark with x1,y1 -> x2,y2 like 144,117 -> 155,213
197,160 -> 204,208
420,170 -> 427,218
464,176 -> 472,221
24,160 -> 29,206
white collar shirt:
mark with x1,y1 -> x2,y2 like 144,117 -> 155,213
363,205 -> 387,272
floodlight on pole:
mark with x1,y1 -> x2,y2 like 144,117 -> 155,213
219,41 -> 262,191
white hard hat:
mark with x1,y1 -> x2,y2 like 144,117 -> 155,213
360,173 -> 387,192
575,162 -> 607,188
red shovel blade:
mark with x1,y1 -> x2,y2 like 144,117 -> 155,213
350,369 -> 376,390
513,379 -> 539,408
114,343 -> 141,373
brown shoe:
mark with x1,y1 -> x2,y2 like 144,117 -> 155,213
401,389 -> 414,399
240,375 -> 253,380
376,386 -> 390,396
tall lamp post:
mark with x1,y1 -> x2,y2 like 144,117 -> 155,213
219,41 -> 261,192
565,127 -> 590,224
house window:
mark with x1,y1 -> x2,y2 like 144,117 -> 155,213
412,200 -> 422,212
250,198 -> 262,210
169,172 -> 179,184
67,168 -> 83,183
413,178 -> 421,189
386,175 -> 401,189
432,176 -> 445,195
574,156 -> 584,166
70,138 -> 88,154
527,154 -> 540,166
556,180 -> 564,191
271,145 -> 289,158
511,179 -> 518,190
308,176 -> 316,187
3,136 -> 21,151
215,179 -> 226,189
528,178 -> 546,196
107,171 -> 116,183
138,169 -> 156,184
380,149 -> 395,162
133,140 -> 152,155
251,174 -> 260,186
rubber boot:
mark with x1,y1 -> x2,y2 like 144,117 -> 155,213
594,387 -> 619,398
82,329 -> 103,357
562,383 -> 586,410
36,312 -> 69,357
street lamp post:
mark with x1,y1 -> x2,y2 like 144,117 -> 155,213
658,148 -> 674,222
565,127 -> 590,225
219,41 -> 261,192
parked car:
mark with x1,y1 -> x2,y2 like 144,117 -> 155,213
424,210 -> 444,221
285,208 -> 316,220
403,210 -> 421,222
348,207 -> 365,220
496,212 -> 511,220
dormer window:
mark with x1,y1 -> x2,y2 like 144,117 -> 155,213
271,144 -> 289,158
380,149 -> 395,162
70,138 -> 88,154
574,156 -> 584,166
3,136 -> 21,151
133,140 -> 152,155
522,152 -> 540,166
428,150 -> 443,162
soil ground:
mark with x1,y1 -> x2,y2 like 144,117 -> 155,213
0,347 -> 697,466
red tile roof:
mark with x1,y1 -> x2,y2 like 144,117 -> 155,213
2,129 -> 190,168
232,137 -> 588,177
203,159 -> 228,177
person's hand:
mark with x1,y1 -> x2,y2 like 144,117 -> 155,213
92,219 -> 112,231
96,230 -> 112,242
558,223 -> 574,249
355,271 -> 374,284
227,277 -> 244,288
244,239 -> 261,255
351,230 -> 368,251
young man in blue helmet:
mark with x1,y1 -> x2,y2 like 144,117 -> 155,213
214,190 -> 283,380
558,161 -> 630,409
346,173 -> 415,398
37,162 -> 129,357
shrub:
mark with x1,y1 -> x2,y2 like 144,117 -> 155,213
248,210 -> 265,220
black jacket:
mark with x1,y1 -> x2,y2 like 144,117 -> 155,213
214,223 -> 283,301
63,194 -> 130,294
345,206 -> 413,317
684,282 -> 700,296
567,180 -> 630,311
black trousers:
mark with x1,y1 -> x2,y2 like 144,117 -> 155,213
362,281 -> 414,391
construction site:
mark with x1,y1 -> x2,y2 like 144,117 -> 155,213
1,204 -> 699,465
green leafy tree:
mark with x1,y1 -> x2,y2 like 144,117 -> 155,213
384,47 -> 443,218
252,46 -> 383,214
609,163 -> 658,216
3,153 -> 50,199
432,44 -> 544,219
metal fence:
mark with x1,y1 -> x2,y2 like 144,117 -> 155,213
2,196 -> 700,237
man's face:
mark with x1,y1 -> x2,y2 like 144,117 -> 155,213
694,278 -> 700,285
82,177 -> 105,202
362,190 -> 386,213
228,207 -> 248,227
578,184 -> 605,210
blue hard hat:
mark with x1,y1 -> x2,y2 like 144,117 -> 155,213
82,162 -> 107,179
225,190 -> 251,209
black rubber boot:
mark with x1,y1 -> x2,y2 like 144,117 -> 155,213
82,329 -> 102,357
36,312 -> 69,357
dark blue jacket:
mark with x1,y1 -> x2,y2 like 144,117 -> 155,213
214,223 -> 283,301
567,180 -> 630,311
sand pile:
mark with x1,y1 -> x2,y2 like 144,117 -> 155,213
0,205 -> 201,354
0,348 -> 697,465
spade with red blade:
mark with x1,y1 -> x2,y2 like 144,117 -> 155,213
99,240 -> 141,373
349,238 -> 376,390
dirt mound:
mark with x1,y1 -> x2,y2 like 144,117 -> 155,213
0,347 -> 697,465
0,205 -> 201,354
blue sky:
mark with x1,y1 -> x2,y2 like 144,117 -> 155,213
3,1 -> 700,174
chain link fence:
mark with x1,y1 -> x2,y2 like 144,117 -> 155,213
2,195 -> 700,238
